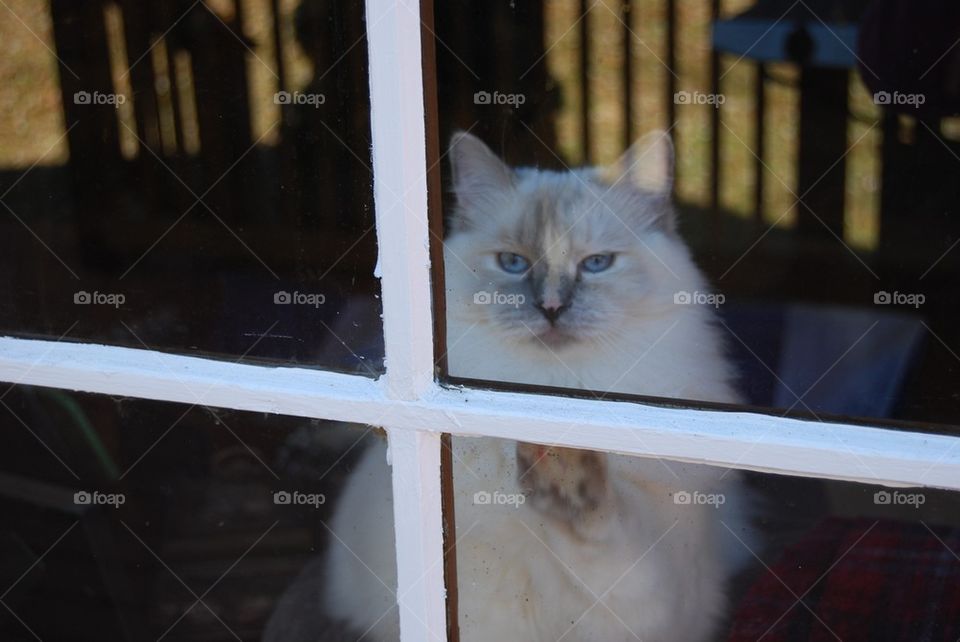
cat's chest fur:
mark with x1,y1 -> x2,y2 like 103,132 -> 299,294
450,438 -> 731,641
445,318 -> 746,641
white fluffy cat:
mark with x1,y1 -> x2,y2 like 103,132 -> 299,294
322,131 -> 752,641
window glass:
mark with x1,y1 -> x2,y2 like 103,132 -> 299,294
0,385 -> 396,641
319,432 -> 960,640
0,1 -> 381,373
461,436 -> 960,640
431,0 -> 960,432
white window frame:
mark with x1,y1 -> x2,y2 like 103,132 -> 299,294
1,1 -> 959,640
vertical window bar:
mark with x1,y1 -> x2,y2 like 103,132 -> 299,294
366,0 -> 435,400
386,429 -> 448,642
366,2 -> 446,642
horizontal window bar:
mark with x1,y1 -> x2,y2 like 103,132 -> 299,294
0,335 -> 958,490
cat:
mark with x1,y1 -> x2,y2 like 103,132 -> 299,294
319,131 -> 752,641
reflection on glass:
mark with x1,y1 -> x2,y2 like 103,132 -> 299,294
322,428 -> 960,640
416,1 -> 960,637
0,1 -> 380,372
433,0 -> 960,431
0,385 -> 391,641
450,438 -> 753,640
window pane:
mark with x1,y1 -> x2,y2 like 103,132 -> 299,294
314,428 -> 960,639
429,0 -> 960,433
0,1 -> 381,373
429,434 -> 957,640
0,385 -> 396,641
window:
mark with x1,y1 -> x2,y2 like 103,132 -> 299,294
0,386 -> 388,640
1,1 -> 959,641
1,0 -> 381,372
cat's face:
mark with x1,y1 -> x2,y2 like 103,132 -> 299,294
445,131 -> 684,351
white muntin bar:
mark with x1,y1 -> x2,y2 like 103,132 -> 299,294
1,336 -> 959,492
386,428 -> 448,642
366,0 -> 448,640
367,0 -> 435,402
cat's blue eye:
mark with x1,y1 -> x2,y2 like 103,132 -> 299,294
580,253 -> 615,273
497,252 -> 531,274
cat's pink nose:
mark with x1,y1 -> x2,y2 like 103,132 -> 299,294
536,302 -> 568,324
541,292 -> 563,308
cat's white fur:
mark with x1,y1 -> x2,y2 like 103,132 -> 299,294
323,131 -> 751,641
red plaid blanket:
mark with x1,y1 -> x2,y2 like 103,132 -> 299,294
727,518 -> 960,641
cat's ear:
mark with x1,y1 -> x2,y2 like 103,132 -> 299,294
448,131 -> 513,226
602,130 -> 674,197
